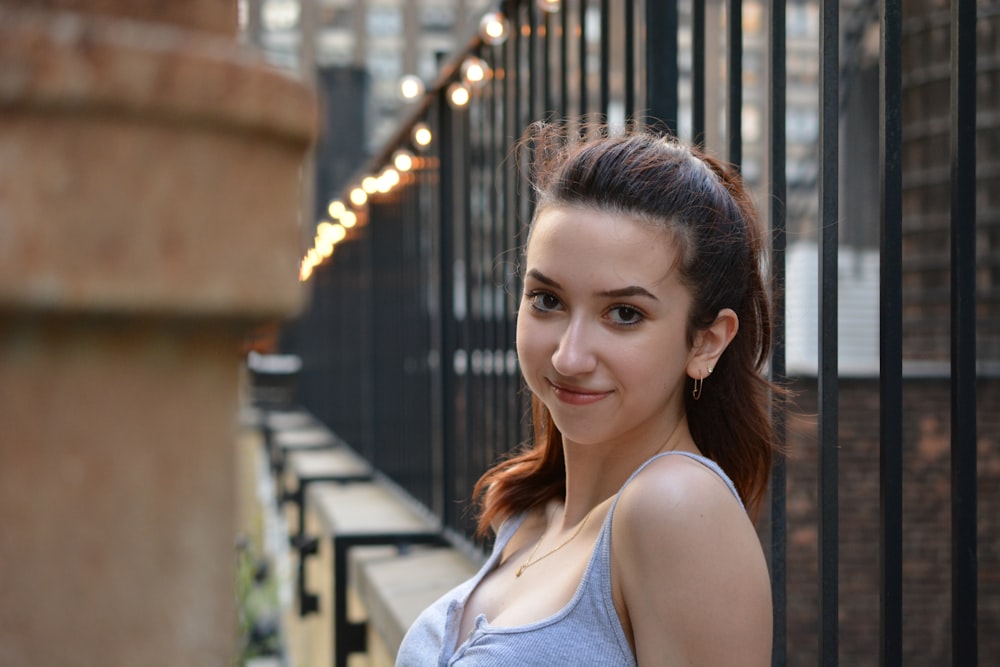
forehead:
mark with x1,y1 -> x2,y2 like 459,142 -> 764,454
525,205 -> 682,287
527,205 -> 678,263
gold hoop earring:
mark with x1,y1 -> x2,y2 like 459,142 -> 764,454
692,372 -> 703,401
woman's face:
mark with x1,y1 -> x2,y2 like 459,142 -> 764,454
516,205 -> 696,450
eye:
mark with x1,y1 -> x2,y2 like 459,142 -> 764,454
525,290 -> 562,312
608,305 -> 644,326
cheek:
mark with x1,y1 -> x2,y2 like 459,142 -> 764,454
515,309 -> 538,371
618,336 -> 687,385
515,308 -> 560,388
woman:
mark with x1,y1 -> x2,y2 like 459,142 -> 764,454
397,125 -> 777,666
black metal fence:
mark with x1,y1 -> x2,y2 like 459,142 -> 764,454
289,0 -> 996,664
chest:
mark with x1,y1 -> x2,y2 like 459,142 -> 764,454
456,531 -> 599,644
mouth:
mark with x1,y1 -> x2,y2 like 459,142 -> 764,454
547,379 -> 612,406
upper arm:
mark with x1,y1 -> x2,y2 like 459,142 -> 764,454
612,460 -> 772,666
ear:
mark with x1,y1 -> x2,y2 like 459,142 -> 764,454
687,308 -> 739,379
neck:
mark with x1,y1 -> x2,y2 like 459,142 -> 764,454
558,414 -> 695,524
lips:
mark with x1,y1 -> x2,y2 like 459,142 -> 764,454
547,379 -> 612,405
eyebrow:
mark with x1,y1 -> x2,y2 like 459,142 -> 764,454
525,269 -> 660,301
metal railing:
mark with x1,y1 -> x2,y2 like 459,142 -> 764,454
290,0 -> 994,664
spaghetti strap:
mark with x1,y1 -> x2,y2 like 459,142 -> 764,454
615,451 -> 745,511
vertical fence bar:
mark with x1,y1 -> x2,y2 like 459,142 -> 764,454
768,1 -> 787,664
506,47 -> 520,454
645,0 -> 678,133
727,0 -> 743,167
541,8 -> 552,116
600,0 -> 610,115
878,1 -> 903,664
818,1 -> 839,664
486,48 -> 506,467
624,0 -> 635,122
456,102 -> 474,536
370,198 -> 405,477
437,94 -> 458,532
507,5 -> 527,447
402,180 -> 429,496
579,0 -> 588,119
422,146 -> 446,520
527,3 -> 539,124
359,193 -> 376,460
692,0 -> 706,146
950,0 -> 979,663
482,64 -> 495,465
560,0 -> 570,117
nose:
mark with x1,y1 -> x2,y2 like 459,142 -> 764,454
551,317 -> 598,376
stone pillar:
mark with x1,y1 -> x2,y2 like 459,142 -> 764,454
0,2 -> 316,665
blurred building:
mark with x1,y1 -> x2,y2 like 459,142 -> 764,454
242,0 -> 490,211
243,0 -> 998,369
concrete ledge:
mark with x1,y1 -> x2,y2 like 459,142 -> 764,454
264,409 -> 322,432
273,426 -> 340,452
350,546 -> 480,658
299,481 -> 448,666
287,447 -> 372,482
283,447 -> 374,544
307,482 -> 436,536
283,435 -> 481,665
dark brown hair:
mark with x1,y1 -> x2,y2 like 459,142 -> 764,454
474,123 -> 780,535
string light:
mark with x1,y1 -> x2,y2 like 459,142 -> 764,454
479,11 -> 509,45
448,82 -> 470,107
393,149 -> 414,172
460,57 -> 490,88
413,122 -> 432,148
398,74 -> 425,100
317,221 -> 346,245
299,258 -> 314,282
349,187 -> 368,206
327,199 -> 345,218
316,237 -> 334,259
377,168 -> 400,193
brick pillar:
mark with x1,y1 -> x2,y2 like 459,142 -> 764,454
0,2 -> 316,665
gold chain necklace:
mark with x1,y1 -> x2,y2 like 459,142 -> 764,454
515,506 -> 596,578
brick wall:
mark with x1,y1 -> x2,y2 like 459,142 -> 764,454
770,376 -> 999,665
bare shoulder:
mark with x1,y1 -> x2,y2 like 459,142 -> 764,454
615,453 -> 747,535
611,453 -> 772,666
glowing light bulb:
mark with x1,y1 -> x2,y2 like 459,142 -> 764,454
327,200 -> 345,218
461,57 -> 490,88
317,221 -> 335,239
398,74 -> 425,100
479,12 -> 509,45
317,238 -> 334,258
299,259 -> 314,282
413,123 -> 432,148
350,187 -> 368,206
448,82 -> 470,107
377,168 -> 400,192
393,150 -> 414,172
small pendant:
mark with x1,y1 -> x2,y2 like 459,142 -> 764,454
515,564 -> 526,577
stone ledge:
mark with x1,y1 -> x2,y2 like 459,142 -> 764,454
350,545 -> 481,658
287,447 -> 372,481
307,482 -> 437,537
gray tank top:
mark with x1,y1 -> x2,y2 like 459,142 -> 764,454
395,451 -> 744,666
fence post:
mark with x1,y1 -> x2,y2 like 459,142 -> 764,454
0,3 -> 316,664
